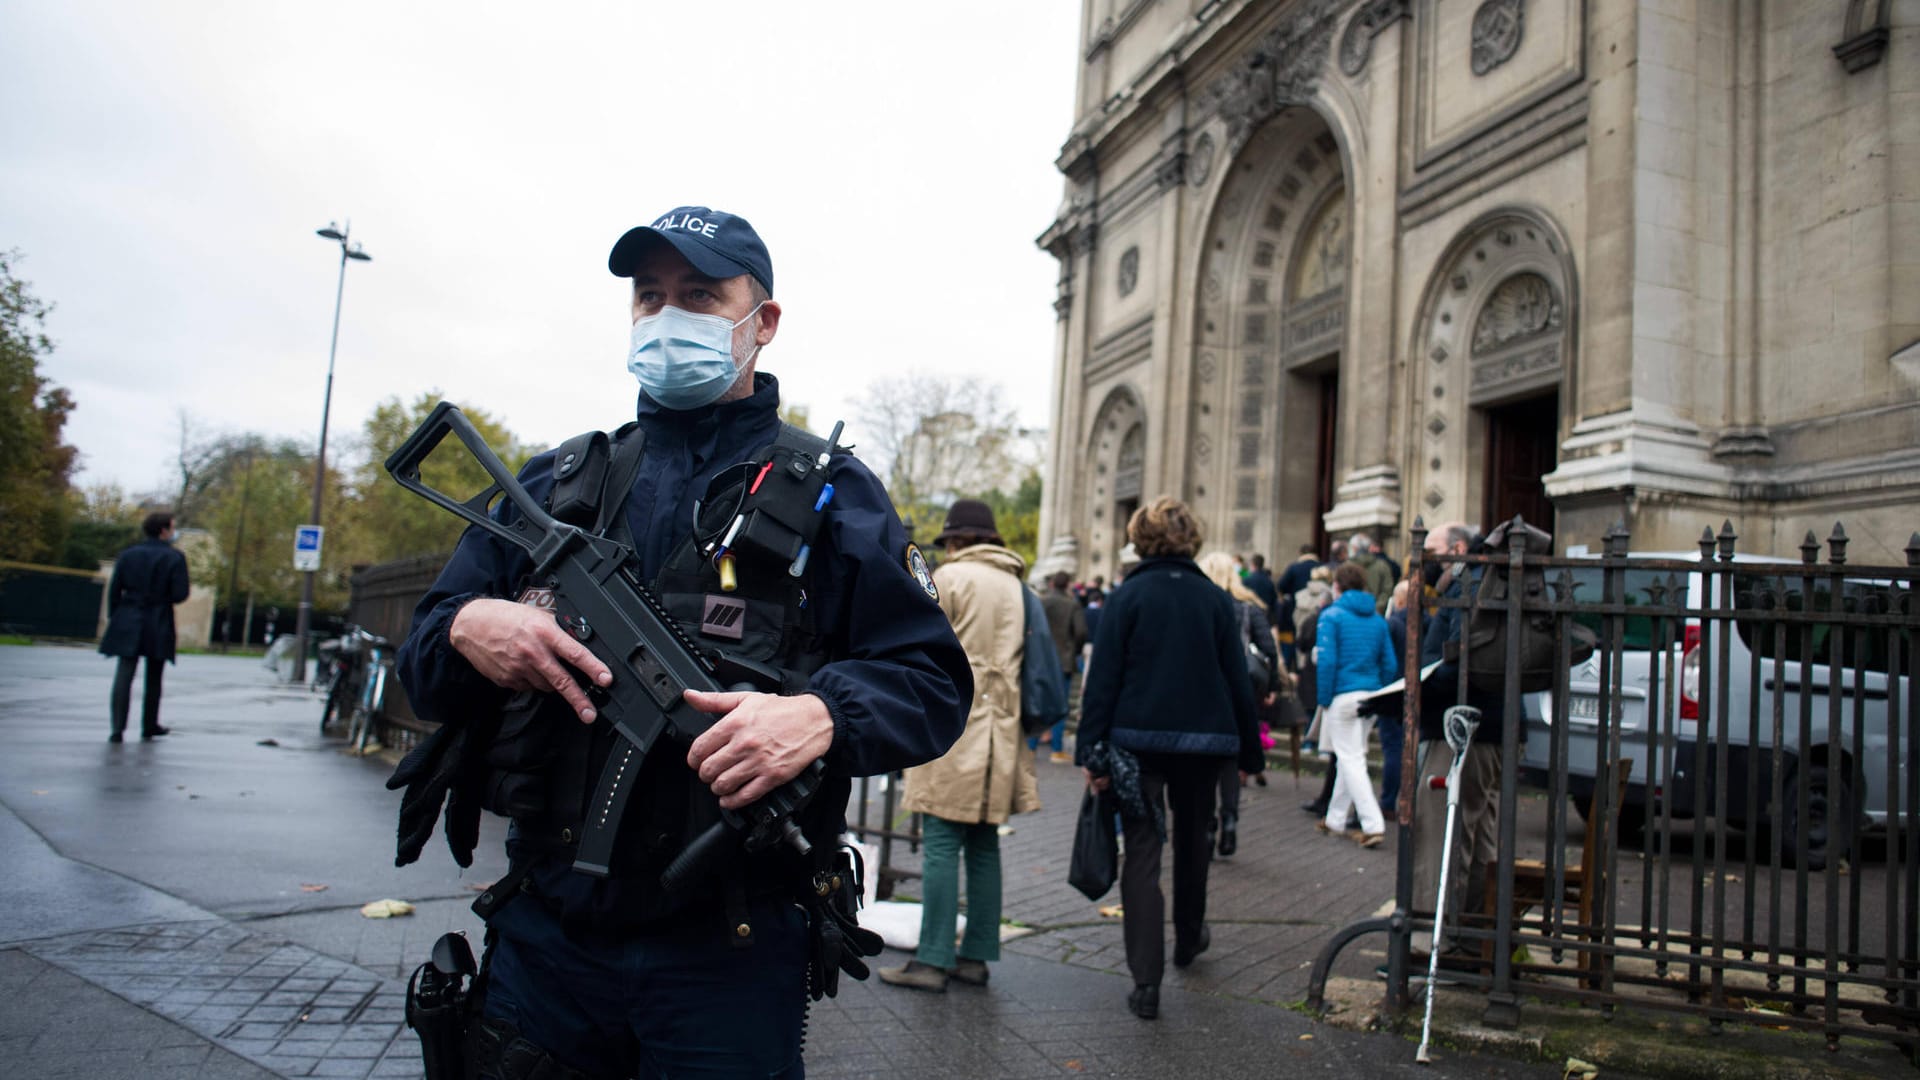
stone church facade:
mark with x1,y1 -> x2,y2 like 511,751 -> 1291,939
1035,0 -> 1916,579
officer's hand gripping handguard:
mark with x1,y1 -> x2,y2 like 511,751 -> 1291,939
384,402 -> 824,887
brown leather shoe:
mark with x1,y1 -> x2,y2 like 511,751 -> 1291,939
877,960 -> 948,992
949,958 -> 989,986
1352,831 -> 1385,848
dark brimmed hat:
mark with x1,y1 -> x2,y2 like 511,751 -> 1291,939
607,206 -> 773,296
933,499 -> 1002,546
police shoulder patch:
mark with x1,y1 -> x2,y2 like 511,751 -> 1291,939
905,543 -> 938,602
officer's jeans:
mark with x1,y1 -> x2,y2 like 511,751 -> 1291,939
914,816 -> 1002,969
109,655 -> 165,736
482,894 -> 809,1079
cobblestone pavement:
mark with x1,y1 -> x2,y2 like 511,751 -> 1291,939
881,751 -> 1402,1002
0,646 -> 1560,1078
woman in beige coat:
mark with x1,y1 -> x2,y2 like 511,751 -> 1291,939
879,500 -> 1041,992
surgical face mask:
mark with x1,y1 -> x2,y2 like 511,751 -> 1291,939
627,301 -> 765,410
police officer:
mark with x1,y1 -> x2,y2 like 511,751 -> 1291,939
394,206 -> 970,1078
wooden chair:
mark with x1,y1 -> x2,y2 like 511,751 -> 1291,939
1486,758 -> 1633,982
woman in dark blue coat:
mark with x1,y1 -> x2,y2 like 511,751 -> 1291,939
1077,497 -> 1264,1020
98,511 -> 190,741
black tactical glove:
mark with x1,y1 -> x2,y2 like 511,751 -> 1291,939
387,719 -> 488,868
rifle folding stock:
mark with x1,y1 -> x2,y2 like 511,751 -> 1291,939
385,402 -> 820,884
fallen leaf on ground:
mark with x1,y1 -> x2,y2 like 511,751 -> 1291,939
1563,1056 -> 1599,1080
360,898 -> 415,919
257,738 -> 279,747
1298,1034 -> 1313,1041
1063,1061 -> 1083,1072
1098,905 -> 1124,918
299,883 -> 329,893
31,789 -> 47,795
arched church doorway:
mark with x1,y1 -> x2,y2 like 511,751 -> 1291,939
1408,212 -> 1577,538
1189,113 -> 1349,560
1483,392 -> 1558,533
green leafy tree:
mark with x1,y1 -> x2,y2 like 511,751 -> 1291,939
977,467 -> 1043,569
335,393 -> 538,567
59,482 -> 143,569
0,251 -> 78,563
188,434 -> 344,609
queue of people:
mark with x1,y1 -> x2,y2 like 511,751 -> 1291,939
880,502 -> 1492,1020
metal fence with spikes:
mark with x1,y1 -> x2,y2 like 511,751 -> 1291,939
1308,518 -> 1920,1054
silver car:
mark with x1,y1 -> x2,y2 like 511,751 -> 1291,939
1519,552 -> 1912,870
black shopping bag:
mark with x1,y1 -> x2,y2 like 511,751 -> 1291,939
1068,787 -> 1118,901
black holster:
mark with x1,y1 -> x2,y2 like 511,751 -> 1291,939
466,1017 -> 594,1080
803,844 -> 884,1001
406,932 -> 480,1080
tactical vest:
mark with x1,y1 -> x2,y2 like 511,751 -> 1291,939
483,420 -> 852,921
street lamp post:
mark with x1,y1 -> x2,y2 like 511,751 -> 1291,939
291,221 -> 371,683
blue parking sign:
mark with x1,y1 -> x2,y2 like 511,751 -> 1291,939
293,525 -> 324,572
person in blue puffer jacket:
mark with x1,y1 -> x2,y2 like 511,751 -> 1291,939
1314,561 -> 1399,847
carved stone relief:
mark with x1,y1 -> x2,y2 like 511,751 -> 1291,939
1291,188 -> 1348,299
1117,247 -> 1140,298
1339,0 -> 1410,78
1200,0 -> 1340,151
1114,424 -> 1146,500
1470,273 -> 1561,354
1471,0 -> 1526,76
1155,149 -> 1187,192
1187,134 -> 1217,186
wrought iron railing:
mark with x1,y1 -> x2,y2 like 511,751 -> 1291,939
1310,517 -> 1920,1052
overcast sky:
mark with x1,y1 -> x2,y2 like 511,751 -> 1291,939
0,1 -> 1083,498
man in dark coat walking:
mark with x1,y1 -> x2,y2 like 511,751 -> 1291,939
98,511 -> 190,742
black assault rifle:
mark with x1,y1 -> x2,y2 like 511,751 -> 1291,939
384,401 -> 822,889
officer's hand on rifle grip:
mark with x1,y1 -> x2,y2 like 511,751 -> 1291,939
447,598 -> 613,724
683,689 -> 834,810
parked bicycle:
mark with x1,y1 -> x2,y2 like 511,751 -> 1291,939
317,625 -> 393,754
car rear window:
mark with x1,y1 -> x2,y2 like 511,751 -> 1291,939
1734,576 -> 1909,677
1563,568 -> 1681,652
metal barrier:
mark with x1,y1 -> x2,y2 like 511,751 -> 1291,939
846,772 -> 922,899
1310,517 -> 1920,1053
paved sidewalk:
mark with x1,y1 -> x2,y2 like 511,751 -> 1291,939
0,646 -> 1561,1077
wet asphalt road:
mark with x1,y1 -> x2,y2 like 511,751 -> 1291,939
0,645 -> 1580,1078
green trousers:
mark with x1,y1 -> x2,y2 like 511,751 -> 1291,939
914,815 -> 1003,969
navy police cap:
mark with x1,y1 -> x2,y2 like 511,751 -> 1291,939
608,206 -> 773,297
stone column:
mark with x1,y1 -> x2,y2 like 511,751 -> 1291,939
1320,15 -> 1406,542
1034,162 -> 1099,578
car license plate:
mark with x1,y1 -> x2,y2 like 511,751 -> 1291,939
1566,695 -> 1602,724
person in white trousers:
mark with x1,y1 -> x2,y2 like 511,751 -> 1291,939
1312,561 -> 1399,847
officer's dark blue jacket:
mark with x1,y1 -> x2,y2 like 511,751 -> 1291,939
395,374 -> 971,919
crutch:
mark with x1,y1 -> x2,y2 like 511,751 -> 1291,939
1416,704 -> 1482,1065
